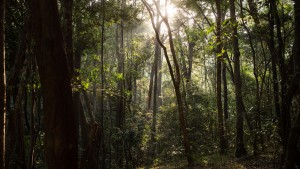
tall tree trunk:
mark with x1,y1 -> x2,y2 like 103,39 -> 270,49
150,8 -> 162,157
284,0 -> 300,168
268,2 -> 293,162
240,0 -> 259,155
268,0 -> 281,128
73,5 -> 87,166
229,0 -> 247,157
0,0 -> 6,167
115,5 -> 125,165
142,1 -> 194,166
215,0 -> 226,155
31,1 -> 78,169
271,0 -> 290,155
157,42 -> 163,109
100,0 -> 106,167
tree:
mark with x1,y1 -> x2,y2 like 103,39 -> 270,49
61,0 -> 74,75
284,0 -> 300,168
215,0 -> 226,155
115,0 -> 126,166
100,0 -> 106,167
31,0 -> 78,169
150,0 -> 162,157
0,0 -> 6,167
142,0 -> 194,167
229,0 -> 247,157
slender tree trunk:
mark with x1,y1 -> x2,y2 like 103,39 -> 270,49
271,0 -> 290,155
240,0 -> 259,155
223,60 -> 228,120
187,42 -> 194,84
157,44 -> 162,108
148,63 -> 154,110
31,0 -> 78,169
115,4 -> 125,165
150,8 -> 162,157
268,1 -> 281,132
100,0 -> 106,167
215,0 -> 226,155
92,80 -> 97,117
142,1 -> 194,166
0,0 -> 6,167
73,3 -> 87,166
229,0 -> 247,157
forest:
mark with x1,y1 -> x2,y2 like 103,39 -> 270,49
0,0 -> 300,168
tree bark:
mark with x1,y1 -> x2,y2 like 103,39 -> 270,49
223,61 -> 228,120
31,0 -> 78,169
216,0 -> 226,155
229,0 -> 247,157
61,0 -> 74,76
284,0 -> 300,167
150,8 -> 162,157
27,57 -> 37,169
148,62 -> 155,110
100,0 -> 106,167
268,0 -> 281,127
115,3 -> 125,165
0,0 -> 6,167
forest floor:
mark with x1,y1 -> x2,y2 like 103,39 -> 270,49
140,153 -> 280,169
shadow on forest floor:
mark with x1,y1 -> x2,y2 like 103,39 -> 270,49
140,154 -> 280,169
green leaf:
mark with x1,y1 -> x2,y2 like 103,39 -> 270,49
116,73 -> 124,80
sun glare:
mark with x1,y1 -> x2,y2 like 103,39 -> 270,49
164,3 -> 177,20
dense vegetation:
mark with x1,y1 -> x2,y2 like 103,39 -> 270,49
0,0 -> 300,168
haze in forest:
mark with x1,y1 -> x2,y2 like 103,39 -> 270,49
0,0 -> 300,169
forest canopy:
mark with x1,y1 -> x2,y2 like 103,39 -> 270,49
0,0 -> 300,168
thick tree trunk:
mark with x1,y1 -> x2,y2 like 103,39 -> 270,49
284,1 -> 300,167
229,0 -> 247,157
31,0 -> 78,169
27,58 -> 37,169
0,0 -> 5,167
285,103 -> 300,169
61,0 -> 74,76
12,76 -> 26,169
